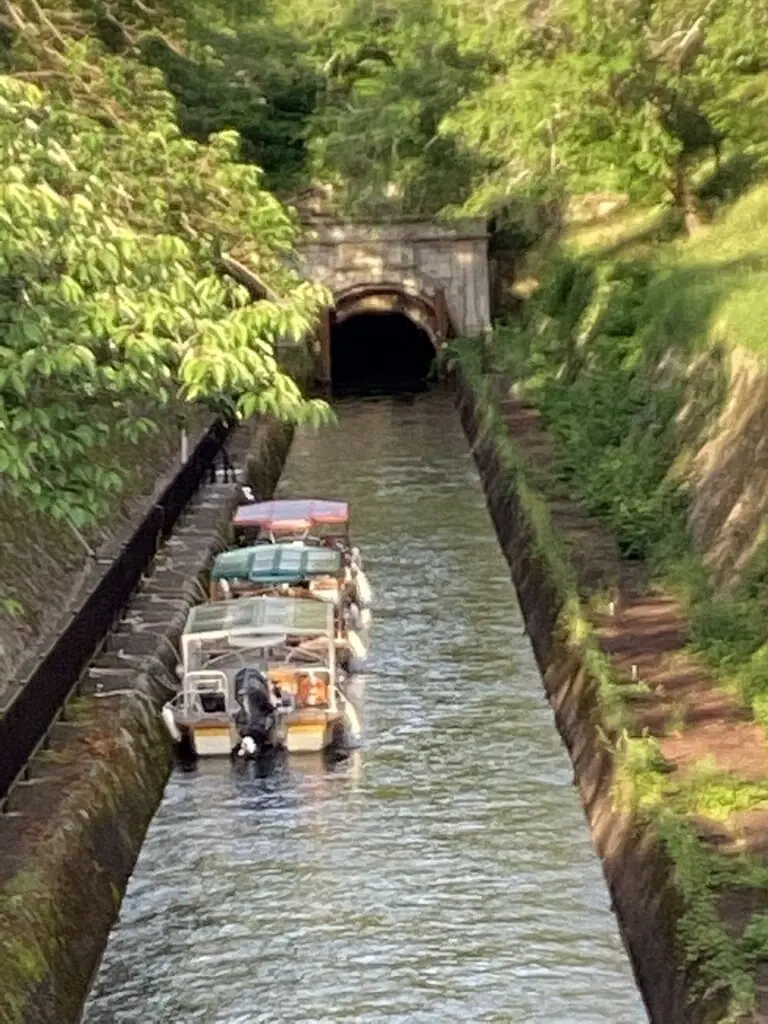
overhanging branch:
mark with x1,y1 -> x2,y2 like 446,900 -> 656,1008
218,254 -> 282,303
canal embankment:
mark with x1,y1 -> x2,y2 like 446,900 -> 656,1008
9,325 -> 768,1022
455,340 -> 768,1022
0,413 -> 212,693
0,419 -> 292,1024
83,390 -> 647,1024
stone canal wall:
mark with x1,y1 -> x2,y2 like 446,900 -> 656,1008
454,376 -> 697,1024
0,420 -> 292,1024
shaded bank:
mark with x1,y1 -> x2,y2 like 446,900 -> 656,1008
0,420 -> 292,1024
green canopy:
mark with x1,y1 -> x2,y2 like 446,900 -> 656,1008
210,543 -> 341,585
184,595 -> 332,637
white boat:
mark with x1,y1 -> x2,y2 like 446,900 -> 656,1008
208,541 -> 370,659
162,595 -> 362,759
230,498 -> 373,626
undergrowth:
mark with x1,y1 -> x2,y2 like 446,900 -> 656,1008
492,184 -> 768,726
452,333 -> 768,1022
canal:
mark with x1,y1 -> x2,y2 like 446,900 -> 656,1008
83,388 -> 647,1023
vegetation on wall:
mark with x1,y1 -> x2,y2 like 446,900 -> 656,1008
453,340 -> 768,1020
0,0 -> 332,534
2,0 -> 767,536
488,183 -> 768,714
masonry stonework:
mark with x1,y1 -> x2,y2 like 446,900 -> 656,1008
299,219 -> 491,339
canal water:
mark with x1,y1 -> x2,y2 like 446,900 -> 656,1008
83,388 -> 647,1024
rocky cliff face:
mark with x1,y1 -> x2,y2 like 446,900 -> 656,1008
686,348 -> 768,588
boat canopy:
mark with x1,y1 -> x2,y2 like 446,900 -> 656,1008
211,543 -> 342,584
232,499 -> 349,532
183,595 -> 333,639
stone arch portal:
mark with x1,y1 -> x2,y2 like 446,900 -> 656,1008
313,283 -> 452,391
300,218 -> 491,387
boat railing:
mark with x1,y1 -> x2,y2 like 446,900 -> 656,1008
173,671 -> 236,719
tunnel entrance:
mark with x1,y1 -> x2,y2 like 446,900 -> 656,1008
330,312 -> 436,396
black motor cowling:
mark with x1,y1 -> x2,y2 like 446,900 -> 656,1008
232,667 -> 280,759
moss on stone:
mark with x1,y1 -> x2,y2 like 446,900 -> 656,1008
0,416 -> 293,1024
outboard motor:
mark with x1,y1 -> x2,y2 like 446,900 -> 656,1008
232,667 -> 279,759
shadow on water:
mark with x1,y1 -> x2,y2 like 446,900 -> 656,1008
84,390 -> 648,1024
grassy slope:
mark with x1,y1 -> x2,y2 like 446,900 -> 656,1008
497,184 -> 768,706
473,182 -> 768,1020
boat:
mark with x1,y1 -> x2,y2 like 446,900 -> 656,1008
230,497 -> 373,626
161,595 -> 362,759
232,498 -> 351,549
208,541 -> 369,660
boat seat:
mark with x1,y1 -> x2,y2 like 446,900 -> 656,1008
199,692 -> 226,714
269,667 -> 300,691
297,671 -> 330,710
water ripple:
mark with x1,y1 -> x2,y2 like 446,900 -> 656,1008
84,390 -> 647,1024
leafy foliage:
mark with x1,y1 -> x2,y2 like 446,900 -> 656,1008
2,0 -> 768,530
85,0 -> 323,192
183,0 -> 768,238
9,0 -> 765,226
303,1 -> 491,217
439,0 -> 768,223
0,7 -> 331,526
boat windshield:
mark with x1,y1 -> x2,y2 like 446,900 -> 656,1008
183,634 -> 333,674
183,595 -> 333,638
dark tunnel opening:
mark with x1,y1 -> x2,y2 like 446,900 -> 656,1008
330,312 -> 437,396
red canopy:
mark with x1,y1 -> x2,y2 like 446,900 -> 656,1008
232,499 -> 350,531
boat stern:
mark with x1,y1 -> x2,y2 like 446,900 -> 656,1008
189,723 -> 238,757
285,711 -> 342,753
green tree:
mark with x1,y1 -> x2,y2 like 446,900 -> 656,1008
440,0 -> 768,226
294,0 -> 493,217
0,14 -> 330,526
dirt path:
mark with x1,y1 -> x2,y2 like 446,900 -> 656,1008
497,389 -> 768,1011
498,393 -> 768,799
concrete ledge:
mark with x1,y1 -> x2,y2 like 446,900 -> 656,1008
0,419 -> 293,1024
5,419 -> 212,692
454,376 -> 701,1024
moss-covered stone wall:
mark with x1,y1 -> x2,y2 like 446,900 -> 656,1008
0,419 -> 292,1024
454,376 -> 699,1024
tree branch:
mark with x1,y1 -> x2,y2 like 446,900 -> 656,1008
24,0 -> 68,48
218,255 -> 282,303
